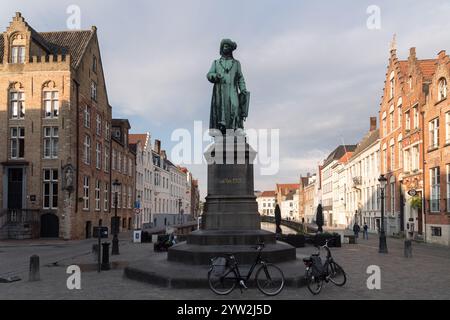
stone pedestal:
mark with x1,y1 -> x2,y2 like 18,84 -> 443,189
168,135 -> 295,265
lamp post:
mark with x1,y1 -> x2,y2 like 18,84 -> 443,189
178,198 -> 182,225
135,195 -> 141,230
112,179 -> 121,255
378,174 -> 388,254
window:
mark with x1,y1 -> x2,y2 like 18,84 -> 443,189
95,180 -> 101,211
112,149 -> 116,171
96,142 -> 101,169
96,114 -> 101,136
429,118 -> 439,150
43,169 -> 58,209
118,152 -> 122,173
93,56 -> 97,73
43,91 -> 59,118
84,135 -> 91,164
408,76 -> 413,90
372,186 -> 376,210
397,105 -> 402,128
398,142 -> 403,170
389,71 -> 395,99
390,145 -> 395,171
413,106 -> 419,129
446,112 -> 450,145
390,182 -> 395,214
404,148 -> 411,172
11,46 -> 25,64
390,111 -> 394,133
10,91 -> 25,119
430,167 -> 440,212
43,127 -> 59,159
438,78 -> 447,101
104,182 -> 109,211
84,106 -> 90,128
405,111 -> 410,131
105,122 -> 110,141
91,81 -> 97,101
118,186 -> 121,208
447,164 -> 450,211
10,127 -> 25,159
431,227 -> 442,237
382,117 -> 387,137
104,146 -> 110,173
412,146 -> 419,171
128,186 -> 132,209
83,176 -> 90,210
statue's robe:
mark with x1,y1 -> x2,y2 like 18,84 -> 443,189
207,57 -> 246,131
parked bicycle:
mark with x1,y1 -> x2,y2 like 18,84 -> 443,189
303,239 -> 347,295
208,242 -> 285,296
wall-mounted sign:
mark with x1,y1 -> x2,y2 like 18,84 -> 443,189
30,195 -> 36,202
408,189 -> 417,197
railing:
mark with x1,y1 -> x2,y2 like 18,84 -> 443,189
1,209 -> 41,226
260,215 -> 313,233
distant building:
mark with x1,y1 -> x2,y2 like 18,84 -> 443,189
320,145 -> 356,227
257,191 -> 276,216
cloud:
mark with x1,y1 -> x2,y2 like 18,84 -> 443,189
3,0 -> 450,200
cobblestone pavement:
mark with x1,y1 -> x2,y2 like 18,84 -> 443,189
1,234 -> 449,300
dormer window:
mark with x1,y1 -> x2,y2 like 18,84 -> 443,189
438,78 -> 447,101
11,46 -> 25,64
10,33 -> 26,64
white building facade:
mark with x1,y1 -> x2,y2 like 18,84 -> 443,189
257,191 -> 276,216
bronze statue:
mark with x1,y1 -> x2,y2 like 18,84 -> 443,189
207,39 -> 250,134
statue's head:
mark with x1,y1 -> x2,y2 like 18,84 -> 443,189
220,39 -> 237,57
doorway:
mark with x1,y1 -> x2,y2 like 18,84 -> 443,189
85,221 -> 92,239
40,214 -> 59,238
7,168 -> 23,209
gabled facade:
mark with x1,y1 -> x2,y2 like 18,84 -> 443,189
0,13 -> 113,239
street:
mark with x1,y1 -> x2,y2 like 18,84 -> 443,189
1,233 -> 449,300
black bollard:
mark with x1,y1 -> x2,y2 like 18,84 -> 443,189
404,240 -> 413,258
29,255 -> 40,281
101,242 -> 111,270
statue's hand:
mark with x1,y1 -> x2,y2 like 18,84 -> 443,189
215,73 -> 223,83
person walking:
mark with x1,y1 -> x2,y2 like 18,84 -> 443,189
353,222 -> 361,239
363,223 -> 369,240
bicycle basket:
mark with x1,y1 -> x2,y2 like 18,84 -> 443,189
211,257 -> 228,277
311,256 -> 325,277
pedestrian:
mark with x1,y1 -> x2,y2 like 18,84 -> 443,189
363,223 -> 369,240
353,223 -> 361,239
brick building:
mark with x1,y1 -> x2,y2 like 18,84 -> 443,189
111,119 -> 135,231
0,13 -> 115,239
379,44 -> 436,237
423,50 -> 450,245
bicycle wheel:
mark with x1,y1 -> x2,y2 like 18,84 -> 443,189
255,264 -> 285,296
305,267 -> 323,295
327,262 -> 347,287
208,267 -> 237,295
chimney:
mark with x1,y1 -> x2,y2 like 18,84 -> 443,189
370,117 -> 377,132
161,150 -> 167,159
438,50 -> 446,60
154,139 -> 161,154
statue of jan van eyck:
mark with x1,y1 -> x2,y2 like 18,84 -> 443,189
207,39 -> 250,135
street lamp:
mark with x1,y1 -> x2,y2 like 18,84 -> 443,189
378,174 -> 388,254
112,179 -> 121,255
135,195 -> 141,230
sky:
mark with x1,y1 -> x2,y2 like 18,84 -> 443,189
3,0 -> 450,200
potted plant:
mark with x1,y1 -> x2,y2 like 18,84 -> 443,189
410,196 -> 422,211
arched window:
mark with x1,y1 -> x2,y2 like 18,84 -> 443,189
10,33 -> 26,64
9,82 -> 25,119
438,78 -> 447,101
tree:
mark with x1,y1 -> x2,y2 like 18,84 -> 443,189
316,204 -> 324,233
274,204 -> 282,234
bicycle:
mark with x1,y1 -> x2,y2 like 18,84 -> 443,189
208,242 -> 285,296
302,239 -> 347,295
